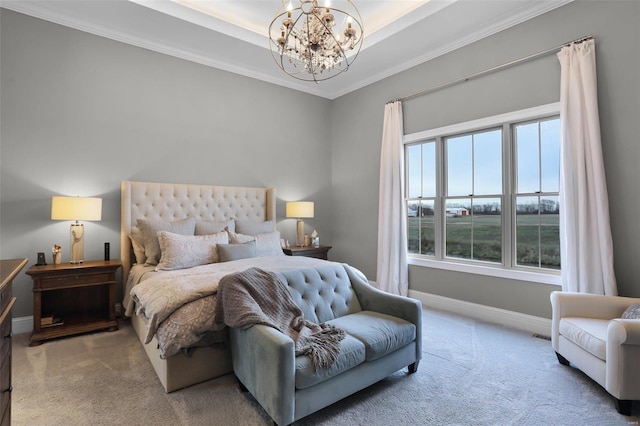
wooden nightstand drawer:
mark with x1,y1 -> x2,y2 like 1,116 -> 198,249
39,272 -> 112,290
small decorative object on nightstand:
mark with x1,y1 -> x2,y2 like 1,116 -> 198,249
26,260 -> 121,346
283,245 -> 332,260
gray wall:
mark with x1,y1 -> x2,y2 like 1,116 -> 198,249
0,10 -> 333,317
330,0 -> 640,318
2,1 -> 639,321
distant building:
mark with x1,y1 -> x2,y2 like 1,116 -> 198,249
446,207 -> 469,217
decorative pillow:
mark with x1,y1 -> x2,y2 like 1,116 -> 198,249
226,228 -> 284,257
156,231 -> 229,271
227,228 -> 256,245
137,217 -> 196,266
217,241 -> 257,262
254,231 -> 285,257
235,220 -> 275,235
195,219 -> 235,235
621,303 -> 640,319
129,228 -> 146,264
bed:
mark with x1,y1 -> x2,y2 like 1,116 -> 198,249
121,180 -> 283,392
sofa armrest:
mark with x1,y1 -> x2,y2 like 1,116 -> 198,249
606,319 -> 640,399
230,324 -> 296,426
344,265 -> 422,361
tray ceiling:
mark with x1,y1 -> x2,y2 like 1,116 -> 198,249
1,0 -> 572,99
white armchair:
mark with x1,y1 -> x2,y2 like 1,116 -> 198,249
550,291 -> 640,415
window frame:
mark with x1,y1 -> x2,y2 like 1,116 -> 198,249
403,103 -> 561,286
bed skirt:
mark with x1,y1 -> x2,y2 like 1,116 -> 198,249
130,313 -> 233,392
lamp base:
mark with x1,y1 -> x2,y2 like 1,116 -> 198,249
70,223 -> 85,264
296,219 -> 305,247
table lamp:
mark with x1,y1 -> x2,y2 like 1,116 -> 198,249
51,196 -> 102,263
286,201 -> 314,247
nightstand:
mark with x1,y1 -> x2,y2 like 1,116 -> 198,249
283,245 -> 332,260
26,260 -> 121,346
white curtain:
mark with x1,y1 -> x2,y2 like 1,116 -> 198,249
376,101 -> 408,296
557,39 -> 617,295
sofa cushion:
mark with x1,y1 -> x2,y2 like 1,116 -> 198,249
329,311 -> 416,362
295,334 -> 366,390
559,317 -> 609,361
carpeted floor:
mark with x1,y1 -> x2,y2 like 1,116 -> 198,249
12,308 -> 639,426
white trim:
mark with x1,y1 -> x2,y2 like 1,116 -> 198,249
13,316 -> 33,335
409,290 -> 551,337
0,1 -> 573,100
404,102 -> 562,284
404,102 -> 561,144
408,256 -> 561,286
0,0 -> 329,99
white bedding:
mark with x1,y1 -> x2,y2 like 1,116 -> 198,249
126,256 -> 336,358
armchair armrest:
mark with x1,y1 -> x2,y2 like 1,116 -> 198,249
608,319 -> 640,345
606,319 -> 640,399
550,291 -> 638,321
344,265 -> 422,360
550,291 -> 640,351
229,324 -> 296,426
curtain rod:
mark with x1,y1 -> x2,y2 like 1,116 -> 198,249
388,35 -> 593,104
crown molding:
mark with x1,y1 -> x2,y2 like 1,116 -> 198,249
0,0 -> 329,98
1,0 -> 574,100
324,0 -> 574,99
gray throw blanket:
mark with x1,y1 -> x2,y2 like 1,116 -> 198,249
215,267 -> 345,371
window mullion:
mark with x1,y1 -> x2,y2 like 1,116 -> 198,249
504,123 -> 513,268
435,136 -> 444,260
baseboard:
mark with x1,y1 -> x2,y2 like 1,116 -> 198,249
13,316 -> 33,335
14,293 -> 551,338
409,290 -> 551,337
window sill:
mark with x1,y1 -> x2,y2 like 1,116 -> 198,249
407,256 -> 561,286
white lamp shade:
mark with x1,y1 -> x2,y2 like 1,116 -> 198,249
286,201 -> 314,218
51,196 -> 102,221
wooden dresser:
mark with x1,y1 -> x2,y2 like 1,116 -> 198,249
0,258 -> 27,426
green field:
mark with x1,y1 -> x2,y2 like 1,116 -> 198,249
407,214 -> 560,269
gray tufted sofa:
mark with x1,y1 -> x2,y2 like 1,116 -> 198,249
229,262 -> 422,426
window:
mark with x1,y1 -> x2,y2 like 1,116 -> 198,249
404,104 -> 560,281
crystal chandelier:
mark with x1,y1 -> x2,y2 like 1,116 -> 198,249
269,0 -> 364,82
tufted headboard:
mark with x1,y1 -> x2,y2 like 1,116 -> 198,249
120,180 -> 276,281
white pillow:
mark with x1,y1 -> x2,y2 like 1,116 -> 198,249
137,217 -> 196,266
156,230 -> 229,271
254,231 -> 285,257
195,219 -> 235,235
227,228 -> 283,257
227,228 -> 256,244
235,220 -> 275,235
129,228 -> 146,264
